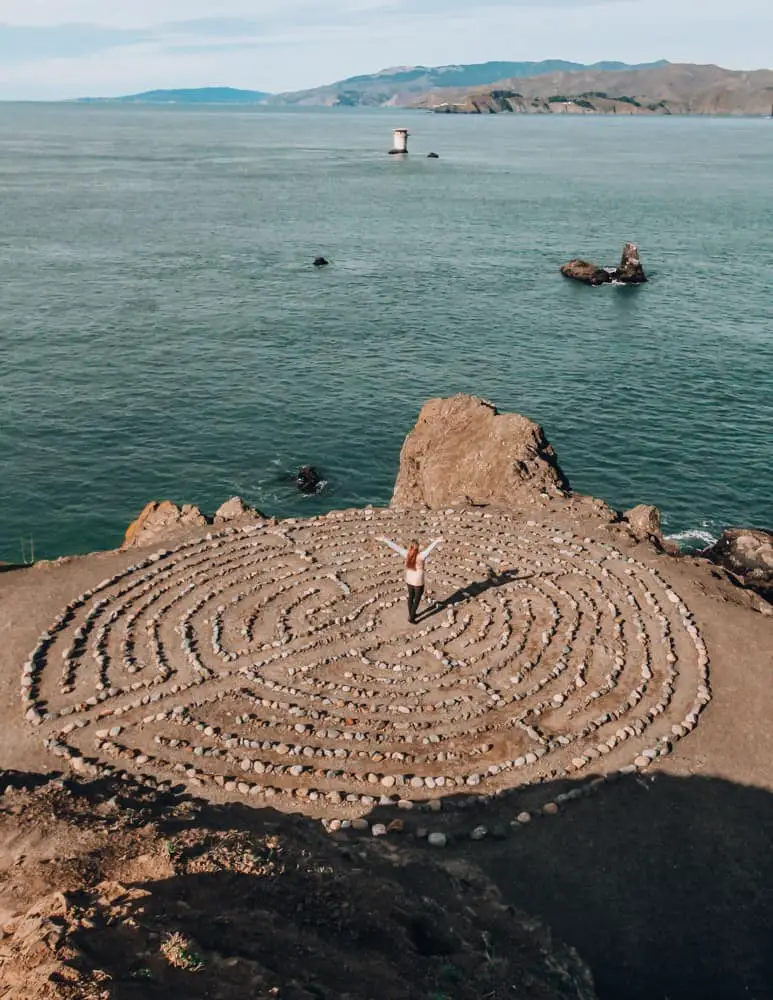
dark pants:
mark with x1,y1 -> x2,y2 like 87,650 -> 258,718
407,585 -> 424,622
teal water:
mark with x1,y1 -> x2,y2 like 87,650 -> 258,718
1,104 -> 771,563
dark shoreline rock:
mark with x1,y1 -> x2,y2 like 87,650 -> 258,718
562,242 -> 647,286
702,528 -> 773,601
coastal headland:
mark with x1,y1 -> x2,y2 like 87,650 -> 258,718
1,396 -> 771,999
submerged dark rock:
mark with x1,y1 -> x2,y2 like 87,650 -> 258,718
427,152 -> 440,158
561,242 -> 647,286
313,256 -> 330,267
296,466 -> 322,494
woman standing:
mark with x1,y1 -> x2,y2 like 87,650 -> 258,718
377,535 -> 443,623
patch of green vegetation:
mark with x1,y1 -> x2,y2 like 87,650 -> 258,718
616,95 -> 642,106
161,932 -> 205,973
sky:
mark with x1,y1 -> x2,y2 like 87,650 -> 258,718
0,0 -> 771,100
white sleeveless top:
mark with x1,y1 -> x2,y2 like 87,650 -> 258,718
405,559 -> 426,587
378,537 -> 442,588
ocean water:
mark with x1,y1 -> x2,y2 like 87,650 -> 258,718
0,104 -> 771,563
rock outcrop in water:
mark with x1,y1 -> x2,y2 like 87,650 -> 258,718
391,394 -> 569,509
296,466 -> 323,494
561,243 -> 647,286
704,528 -> 773,601
616,242 -> 648,283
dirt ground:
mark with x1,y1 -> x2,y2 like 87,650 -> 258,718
0,772 -> 597,1000
0,497 -> 771,999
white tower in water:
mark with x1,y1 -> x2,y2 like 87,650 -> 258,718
390,128 -> 409,154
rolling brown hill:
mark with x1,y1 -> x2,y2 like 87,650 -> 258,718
268,59 -> 668,107
410,63 -> 773,114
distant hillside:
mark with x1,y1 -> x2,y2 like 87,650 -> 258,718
270,60 -> 669,107
411,63 -> 773,115
78,87 -> 272,105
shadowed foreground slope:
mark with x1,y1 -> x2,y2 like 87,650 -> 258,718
0,771 -> 771,1000
0,772 -> 596,1000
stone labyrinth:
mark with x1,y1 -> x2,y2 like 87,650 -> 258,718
22,508 -> 711,819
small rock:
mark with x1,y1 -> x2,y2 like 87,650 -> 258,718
428,832 -> 447,847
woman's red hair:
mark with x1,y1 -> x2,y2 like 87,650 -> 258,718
405,542 -> 419,570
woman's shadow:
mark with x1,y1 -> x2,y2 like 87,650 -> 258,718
416,567 -> 540,622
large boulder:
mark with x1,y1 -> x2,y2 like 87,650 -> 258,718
213,496 -> 264,525
704,528 -> 773,599
624,504 -> 663,543
391,395 -> 569,509
121,501 -> 208,550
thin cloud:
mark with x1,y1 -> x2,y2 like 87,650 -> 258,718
0,24 -> 151,63
0,0 -> 634,65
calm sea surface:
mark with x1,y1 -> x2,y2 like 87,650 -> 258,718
0,104 -> 771,562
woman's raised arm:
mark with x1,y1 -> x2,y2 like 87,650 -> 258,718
420,538 -> 443,560
377,536 -> 408,558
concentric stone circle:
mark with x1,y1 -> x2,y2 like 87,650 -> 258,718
21,508 -> 711,814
